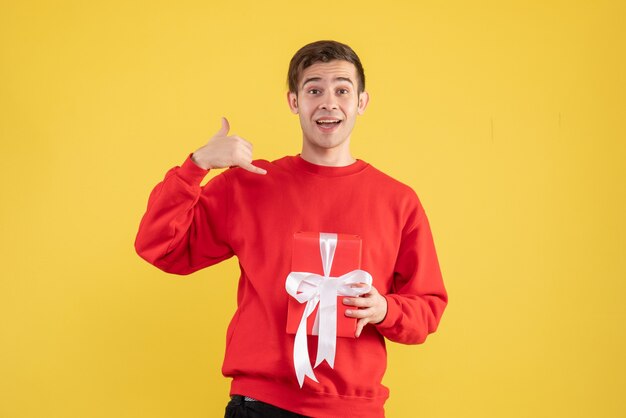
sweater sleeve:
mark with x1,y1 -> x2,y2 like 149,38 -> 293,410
134,155 -> 234,275
374,196 -> 448,344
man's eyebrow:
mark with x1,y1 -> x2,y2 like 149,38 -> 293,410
302,77 -> 322,87
302,76 -> 355,87
335,77 -> 354,86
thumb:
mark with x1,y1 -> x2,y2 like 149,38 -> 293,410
216,116 -> 230,137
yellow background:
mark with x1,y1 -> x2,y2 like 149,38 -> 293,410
1,1 -> 625,417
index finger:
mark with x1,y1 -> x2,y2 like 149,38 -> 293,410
349,282 -> 371,289
344,297 -> 373,308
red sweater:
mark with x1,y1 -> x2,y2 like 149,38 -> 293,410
135,154 -> 448,418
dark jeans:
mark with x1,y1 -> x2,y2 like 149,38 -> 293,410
225,395 -> 310,418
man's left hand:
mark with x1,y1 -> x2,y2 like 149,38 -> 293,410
343,285 -> 388,338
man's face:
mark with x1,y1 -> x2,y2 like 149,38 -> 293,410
287,60 -> 369,153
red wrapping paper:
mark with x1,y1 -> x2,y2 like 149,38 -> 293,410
285,231 -> 363,338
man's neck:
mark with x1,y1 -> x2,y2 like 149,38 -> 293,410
300,142 -> 356,167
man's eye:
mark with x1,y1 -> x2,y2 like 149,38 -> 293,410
308,89 -> 320,94
338,89 -> 349,94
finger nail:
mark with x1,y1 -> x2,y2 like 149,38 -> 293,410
345,310 -> 352,315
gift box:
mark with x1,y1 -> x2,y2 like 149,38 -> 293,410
286,231 -> 364,338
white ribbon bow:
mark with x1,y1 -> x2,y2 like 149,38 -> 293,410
285,232 -> 372,387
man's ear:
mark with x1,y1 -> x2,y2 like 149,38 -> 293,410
287,91 -> 299,114
357,91 -> 370,115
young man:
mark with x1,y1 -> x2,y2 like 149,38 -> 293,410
135,40 -> 448,418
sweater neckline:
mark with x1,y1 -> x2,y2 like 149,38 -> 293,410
290,154 -> 369,177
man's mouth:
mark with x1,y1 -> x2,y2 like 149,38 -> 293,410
315,119 -> 342,126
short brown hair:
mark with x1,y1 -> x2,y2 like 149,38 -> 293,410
287,40 -> 365,94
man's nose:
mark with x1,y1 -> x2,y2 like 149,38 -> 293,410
319,92 -> 339,110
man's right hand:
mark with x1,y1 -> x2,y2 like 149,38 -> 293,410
191,117 -> 267,175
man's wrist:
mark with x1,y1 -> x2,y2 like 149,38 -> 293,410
191,153 -> 211,170
176,154 -> 210,186
373,295 -> 389,325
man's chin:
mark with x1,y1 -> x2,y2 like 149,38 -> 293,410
305,136 -> 349,150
